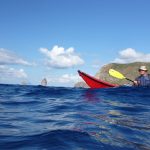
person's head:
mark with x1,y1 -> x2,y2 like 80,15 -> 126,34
138,66 -> 148,75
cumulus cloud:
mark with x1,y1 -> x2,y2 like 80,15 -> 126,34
58,74 -> 80,83
47,74 -> 81,84
113,48 -> 150,63
39,45 -> 84,68
0,48 -> 32,65
0,65 -> 27,79
91,60 -> 102,69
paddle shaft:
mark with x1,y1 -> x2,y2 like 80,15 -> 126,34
125,78 -> 134,83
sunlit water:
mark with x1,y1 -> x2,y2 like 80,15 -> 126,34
0,84 -> 149,150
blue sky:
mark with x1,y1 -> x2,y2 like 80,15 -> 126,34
0,0 -> 150,86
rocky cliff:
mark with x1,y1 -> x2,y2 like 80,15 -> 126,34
75,62 -> 150,87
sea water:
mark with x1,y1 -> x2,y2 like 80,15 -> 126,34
0,84 -> 149,150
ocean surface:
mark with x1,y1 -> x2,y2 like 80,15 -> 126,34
0,84 -> 150,150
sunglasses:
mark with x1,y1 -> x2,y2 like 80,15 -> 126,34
139,69 -> 147,72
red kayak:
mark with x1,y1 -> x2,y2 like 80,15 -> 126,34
78,70 -> 118,88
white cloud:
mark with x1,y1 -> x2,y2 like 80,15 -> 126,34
91,60 -> 102,69
0,48 -> 32,65
39,45 -> 84,68
47,74 -> 81,84
113,48 -> 150,63
0,65 -> 27,79
58,74 -> 80,83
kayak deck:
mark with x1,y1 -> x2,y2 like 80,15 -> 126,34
78,70 -> 118,88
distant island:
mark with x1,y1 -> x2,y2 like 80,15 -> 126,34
75,62 -> 150,88
41,78 -> 47,86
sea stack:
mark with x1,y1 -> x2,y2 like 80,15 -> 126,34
41,78 -> 47,86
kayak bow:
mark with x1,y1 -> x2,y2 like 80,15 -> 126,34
78,70 -> 118,88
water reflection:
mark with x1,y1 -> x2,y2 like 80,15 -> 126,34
78,89 -> 150,150
82,89 -> 103,103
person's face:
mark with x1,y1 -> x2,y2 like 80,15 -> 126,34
139,69 -> 147,75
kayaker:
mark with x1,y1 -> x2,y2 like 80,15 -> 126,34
134,66 -> 150,86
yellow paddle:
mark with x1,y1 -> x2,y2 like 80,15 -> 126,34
109,69 -> 134,82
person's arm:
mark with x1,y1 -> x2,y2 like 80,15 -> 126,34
133,80 -> 138,86
133,77 -> 139,86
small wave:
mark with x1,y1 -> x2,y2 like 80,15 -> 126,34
0,130 -> 136,150
0,84 -> 149,150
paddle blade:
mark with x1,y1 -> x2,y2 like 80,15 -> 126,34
109,69 -> 126,79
